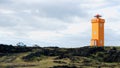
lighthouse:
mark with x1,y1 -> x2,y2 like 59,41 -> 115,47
90,14 -> 105,47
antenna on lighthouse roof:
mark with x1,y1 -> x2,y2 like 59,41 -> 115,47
94,14 -> 102,18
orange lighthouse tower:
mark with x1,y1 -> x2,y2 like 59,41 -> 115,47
90,14 -> 105,47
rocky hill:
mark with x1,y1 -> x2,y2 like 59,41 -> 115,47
0,44 -> 120,68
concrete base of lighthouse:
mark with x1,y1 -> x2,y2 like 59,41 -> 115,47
90,39 -> 97,46
90,39 -> 104,47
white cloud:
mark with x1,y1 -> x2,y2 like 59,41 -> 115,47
80,0 -> 108,9
28,31 -> 63,40
0,8 -> 15,14
11,0 -> 45,4
22,9 -> 32,14
60,16 -> 90,35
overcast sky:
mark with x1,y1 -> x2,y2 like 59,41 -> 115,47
0,0 -> 120,47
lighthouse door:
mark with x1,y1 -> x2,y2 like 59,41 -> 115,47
94,40 -> 97,46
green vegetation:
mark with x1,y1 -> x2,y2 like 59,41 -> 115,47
0,44 -> 120,68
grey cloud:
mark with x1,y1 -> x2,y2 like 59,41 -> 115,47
105,29 -> 120,40
105,28 -> 120,46
0,14 -> 68,37
0,15 -> 18,27
41,4 -> 87,20
0,0 -> 88,32
0,0 -> 11,3
2,0 -> 88,21
0,0 -> 120,47
55,30 -> 91,47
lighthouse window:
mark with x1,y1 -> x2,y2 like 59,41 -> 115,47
94,40 -> 97,46
94,31 -> 96,34
100,40 -> 102,44
100,24 -> 102,27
